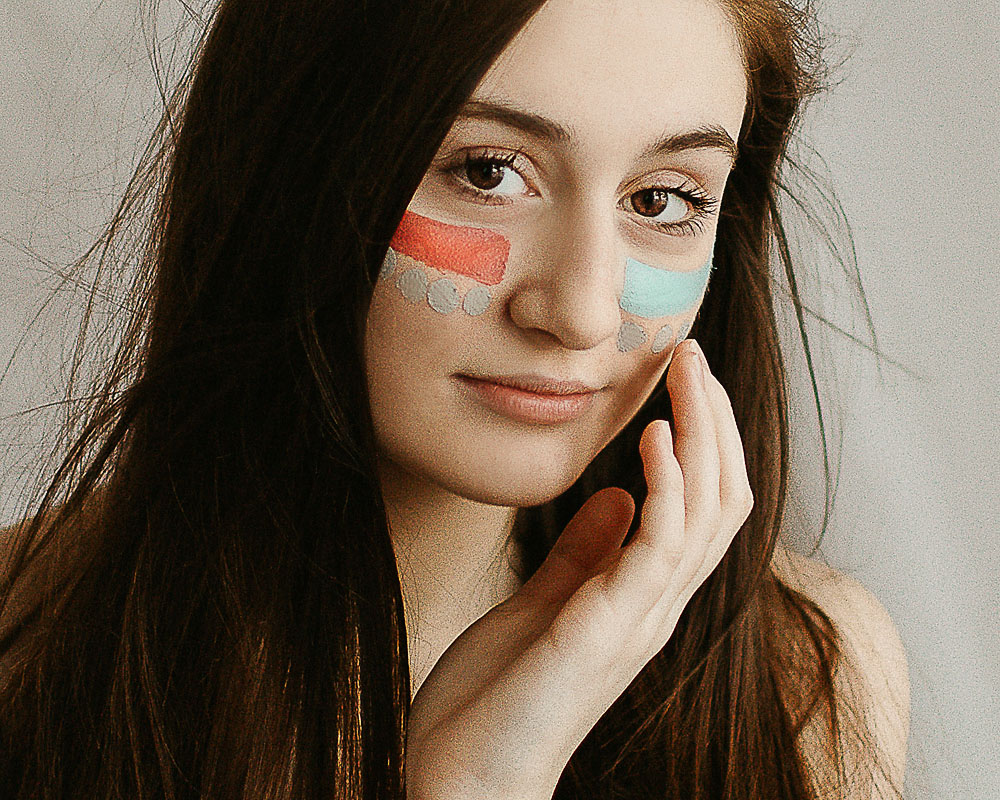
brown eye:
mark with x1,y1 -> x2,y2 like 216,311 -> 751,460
465,158 -> 506,190
630,187 -> 689,223
455,153 -> 530,200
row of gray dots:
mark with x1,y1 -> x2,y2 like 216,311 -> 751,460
381,247 -> 692,353
381,248 -> 492,316
617,319 -> 692,354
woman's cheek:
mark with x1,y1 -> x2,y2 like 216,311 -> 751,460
613,251 -> 714,355
379,210 -> 509,317
377,207 -> 710,358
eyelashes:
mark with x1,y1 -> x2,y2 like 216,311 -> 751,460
445,149 -> 532,205
439,147 -> 720,238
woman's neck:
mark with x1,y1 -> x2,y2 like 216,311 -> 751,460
377,457 -> 524,695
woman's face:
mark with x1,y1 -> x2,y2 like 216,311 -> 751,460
365,0 -> 747,507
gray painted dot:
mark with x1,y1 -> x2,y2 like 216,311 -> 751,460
396,268 -> 428,303
676,321 -> 692,343
427,278 -> 460,314
379,247 -> 397,278
463,285 -> 491,316
616,321 -> 647,353
651,323 -> 675,354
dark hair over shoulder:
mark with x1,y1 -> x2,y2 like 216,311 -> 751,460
0,1 -> 902,799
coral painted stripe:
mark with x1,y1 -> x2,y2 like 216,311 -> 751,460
389,210 -> 510,285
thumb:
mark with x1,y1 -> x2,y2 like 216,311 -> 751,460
519,487 -> 635,607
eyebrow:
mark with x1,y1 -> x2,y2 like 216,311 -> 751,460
454,99 -> 739,165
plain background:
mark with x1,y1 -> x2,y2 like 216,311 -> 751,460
1,1 -> 997,798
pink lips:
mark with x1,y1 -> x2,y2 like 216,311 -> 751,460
457,373 -> 600,424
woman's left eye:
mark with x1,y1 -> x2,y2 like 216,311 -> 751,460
623,181 -> 719,237
630,188 -> 690,225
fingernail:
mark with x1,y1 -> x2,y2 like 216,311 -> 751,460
689,340 -> 707,389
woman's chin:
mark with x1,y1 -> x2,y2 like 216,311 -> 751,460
427,449 -> 593,508
378,422 -> 609,508
456,476 -> 578,509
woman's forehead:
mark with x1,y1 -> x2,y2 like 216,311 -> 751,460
471,0 -> 747,158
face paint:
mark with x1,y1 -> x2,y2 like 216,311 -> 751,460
650,323 -> 675,354
616,320 -> 648,353
619,255 -> 714,319
462,285 -> 491,316
396,268 -> 428,303
426,278 -> 460,314
389,210 -> 510,286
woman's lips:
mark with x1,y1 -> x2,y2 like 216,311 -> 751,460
456,374 -> 598,425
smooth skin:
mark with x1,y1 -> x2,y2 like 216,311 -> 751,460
406,342 -> 753,800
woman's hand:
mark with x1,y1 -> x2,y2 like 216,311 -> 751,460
405,339 -> 754,800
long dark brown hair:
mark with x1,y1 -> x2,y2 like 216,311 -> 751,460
0,0 -> 904,798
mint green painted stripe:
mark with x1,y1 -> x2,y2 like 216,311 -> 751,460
619,255 -> 713,319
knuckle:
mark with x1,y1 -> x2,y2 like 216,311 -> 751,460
641,535 -> 684,575
660,538 -> 686,568
695,501 -> 723,532
659,452 -> 684,484
628,537 -> 683,596
662,471 -> 687,507
548,602 -> 605,660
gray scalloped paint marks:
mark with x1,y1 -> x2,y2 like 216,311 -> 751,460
380,248 -> 397,279
462,285 -> 491,316
397,268 -> 428,303
427,278 -> 460,314
616,321 -> 647,353
651,324 -> 675,354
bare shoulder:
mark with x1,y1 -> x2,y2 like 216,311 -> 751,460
771,545 -> 911,796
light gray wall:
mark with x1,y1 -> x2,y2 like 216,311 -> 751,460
1,2 -> 996,798
787,3 -> 999,798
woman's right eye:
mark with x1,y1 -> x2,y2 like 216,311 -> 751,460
464,157 -> 521,191
443,150 -> 535,206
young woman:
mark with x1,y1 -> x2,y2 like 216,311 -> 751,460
0,0 -> 910,798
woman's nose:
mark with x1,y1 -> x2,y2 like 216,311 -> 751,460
506,210 -> 623,351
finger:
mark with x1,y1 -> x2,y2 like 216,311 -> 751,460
645,359 -> 751,629
597,418 -> 685,612
518,487 -> 635,608
702,368 -> 752,512
667,342 -> 721,545
633,340 -> 721,611
698,366 -> 753,569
